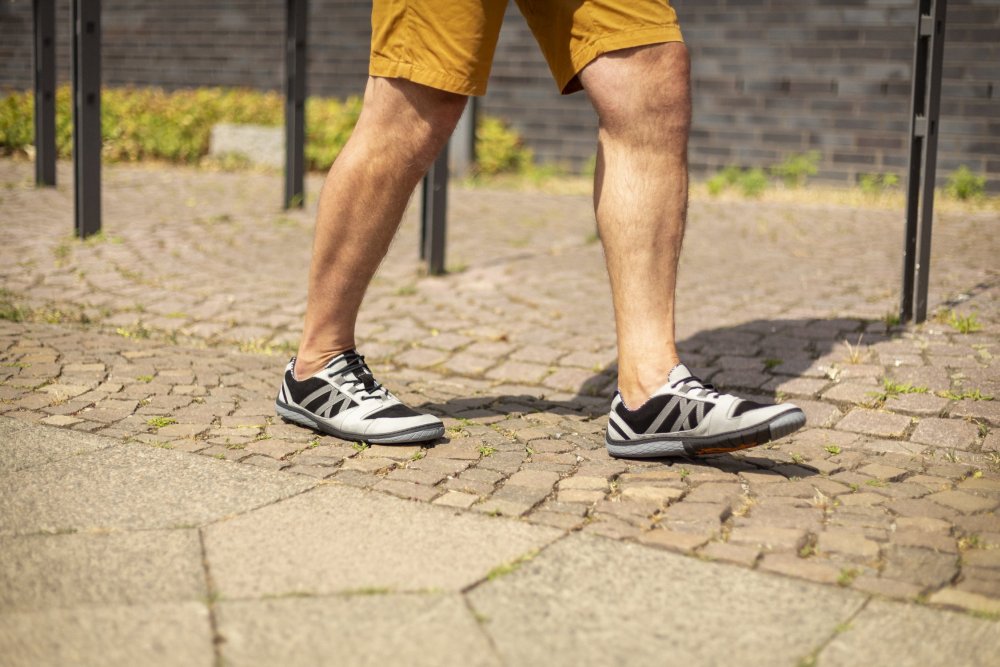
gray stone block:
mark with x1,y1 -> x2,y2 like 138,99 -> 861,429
818,599 -> 1000,667
0,429 -> 315,536
209,124 -> 284,168
0,602 -> 214,667
217,594 -> 500,667
204,484 -> 562,597
0,416 -> 113,473
0,529 -> 205,612
468,533 -> 866,667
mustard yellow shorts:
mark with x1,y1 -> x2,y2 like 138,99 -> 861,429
369,0 -> 683,96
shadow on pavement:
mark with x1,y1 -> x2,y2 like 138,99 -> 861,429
421,317 -> 904,470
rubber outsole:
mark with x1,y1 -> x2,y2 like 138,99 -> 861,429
275,401 -> 445,445
605,408 -> 806,459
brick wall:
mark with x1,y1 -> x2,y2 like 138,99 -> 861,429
2,0 -> 998,190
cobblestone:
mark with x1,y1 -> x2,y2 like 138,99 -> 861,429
2,159 -> 999,614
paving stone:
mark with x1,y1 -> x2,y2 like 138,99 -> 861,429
910,418 -> 980,451
0,416 -> 113,472
881,546 -> 958,588
0,602 -> 214,667
890,530 -> 957,554
205,484 -> 560,596
216,595 -> 499,667
620,485 -> 684,505
433,490 -> 480,509
0,530 -> 205,611
506,469 -> 560,489
756,554 -> 842,586
849,576 -> 923,601
729,525 -> 807,552
637,529 -> 712,554
698,541 -> 760,567
962,549 -> 1000,569
819,599 -> 1000,667
817,528 -> 880,560
926,489 -> 999,514
836,409 -> 912,438
468,534 -> 864,666
0,426 -> 315,536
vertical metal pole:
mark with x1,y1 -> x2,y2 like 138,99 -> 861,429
71,0 -> 101,238
913,0 -> 947,323
900,0 -> 947,324
284,0 -> 307,209
421,144 -> 449,275
33,0 -> 56,187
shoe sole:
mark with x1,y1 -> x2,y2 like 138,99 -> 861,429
605,409 -> 806,459
275,401 -> 445,445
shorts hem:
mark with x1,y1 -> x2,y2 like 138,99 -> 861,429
559,25 -> 685,94
370,55 -> 484,96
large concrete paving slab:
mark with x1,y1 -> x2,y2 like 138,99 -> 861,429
204,484 -> 562,597
818,599 -> 1000,667
0,416 -> 113,473
467,533 -> 866,667
0,601 -> 214,667
217,594 -> 500,667
0,529 -> 205,612
0,431 -> 315,536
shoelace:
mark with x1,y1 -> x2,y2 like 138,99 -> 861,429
334,354 -> 389,401
671,376 -> 721,401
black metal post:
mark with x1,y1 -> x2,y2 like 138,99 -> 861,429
421,144 -> 449,275
33,0 -> 56,187
900,0 -> 947,323
284,0 -> 307,209
71,0 -> 101,238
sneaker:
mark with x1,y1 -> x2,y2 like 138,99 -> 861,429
606,364 -> 805,458
275,351 -> 444,444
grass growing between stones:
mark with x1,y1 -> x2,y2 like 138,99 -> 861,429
867,378 -> 929,407
486,549 -> 539,581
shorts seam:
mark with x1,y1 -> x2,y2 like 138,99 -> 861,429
562,24 -> 684,93
370,54 -> 483,96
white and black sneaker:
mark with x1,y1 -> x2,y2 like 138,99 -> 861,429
606,364 -> 806,458
275,351 -> 444,444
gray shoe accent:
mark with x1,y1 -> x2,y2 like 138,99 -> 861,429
275,401 -> 444,445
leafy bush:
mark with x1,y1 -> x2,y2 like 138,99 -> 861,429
706,165 -> 767,197
858,173 -> 899,197
739,168 -> 769,197
945,165 -> 985,201
706,166 -> 743,195
475,116 -> 533,175
0,86 -> 361,170
305,96 -> 362,170
771,150 -> 820,188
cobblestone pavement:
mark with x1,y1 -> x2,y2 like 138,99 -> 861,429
2,159 -> 1000,618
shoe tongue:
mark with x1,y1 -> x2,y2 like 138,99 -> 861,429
667,364 -> 696,384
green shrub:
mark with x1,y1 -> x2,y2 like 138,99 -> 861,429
858,173 -> 899,197
706,165 -> 742,196
305,96 -> 362,171
739,168 -> 769,197
771,150 -> 820,188
945,165 -> 986,201
0,86 -> 361,170
475,116 -> 533,175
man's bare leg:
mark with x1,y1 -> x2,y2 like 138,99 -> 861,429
294,77 -> 467,380
579,43 -> 691,409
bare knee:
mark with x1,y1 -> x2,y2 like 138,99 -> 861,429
581,43 -> 691,146
359,77 -> 467,162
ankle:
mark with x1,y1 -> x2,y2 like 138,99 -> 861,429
294,345 -> 354,381
617,356 -> 681,409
